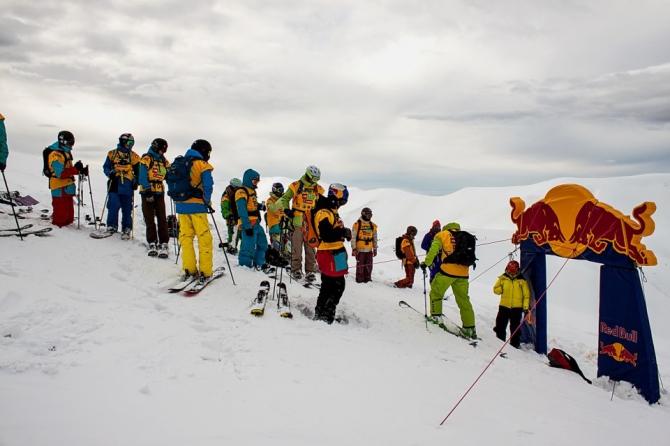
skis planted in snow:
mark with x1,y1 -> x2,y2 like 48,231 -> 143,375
251,281 -> 271,316
277,282 -> 293,318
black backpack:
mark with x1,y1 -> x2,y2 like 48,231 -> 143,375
547,348 -> 592,384
394,236 -> 405,259
166,156 -> 202,202
42,147 -> 70,178
224,184 -> 248,222
443,230 -> 478,269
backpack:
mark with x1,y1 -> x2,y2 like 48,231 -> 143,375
301,209 -> 320,248
166,156 -> 202,202
394,236 -> 405,259
42,147 -> 69,178
226,185 -> 250,222
547,348 -> 592,384
443,230 -> 478,269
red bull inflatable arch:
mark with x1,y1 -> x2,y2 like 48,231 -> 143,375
510,184 -> 660,403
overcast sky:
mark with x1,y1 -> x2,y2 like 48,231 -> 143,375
2,0 -> 669,194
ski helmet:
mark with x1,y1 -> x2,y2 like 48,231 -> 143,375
230,178 -> 242,187
57,130 -> 75,148
151,138 -> 168,153
506,260 -> 520,275
119,133 -> 135,148
327,183 -> 349,205
361,207 -> 372,216
406,226 -> 418,238
191,139 -> 212,161
272,182 -> 284,196
305,165 -> 321,181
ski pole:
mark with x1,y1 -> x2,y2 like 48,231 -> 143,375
423,269 -> 429,330
97,179 -> 112,229
1,170 -> 23,240
210,212 -> 236,286
85,170 -> 98,230
76,174 -> 82,229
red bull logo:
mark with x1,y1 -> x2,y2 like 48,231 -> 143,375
510,184 -> 657,266
599,341 -> 638,367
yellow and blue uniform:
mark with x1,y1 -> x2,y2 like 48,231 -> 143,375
236,168 -> 267,268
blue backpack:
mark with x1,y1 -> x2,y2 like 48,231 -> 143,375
166,156 -> 202,202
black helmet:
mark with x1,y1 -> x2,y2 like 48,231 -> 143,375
191,139 -> 212,161
58,130 -> 75,148
272,182 -> 284,196
119,133 -> 135,148
151,138 -> 168,153
361,207 -> 372,216
406,226 -> 418,238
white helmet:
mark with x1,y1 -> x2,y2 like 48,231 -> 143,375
305,165 -> 321,180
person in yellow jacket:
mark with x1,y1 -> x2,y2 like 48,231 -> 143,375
421,222 -> 477,340
493,260 -> 530,348
278,165 -> 325,280
394,226 -> 418,289
235,168 -> 268,269
351,207 -> 378,283
265,182 -> 290,267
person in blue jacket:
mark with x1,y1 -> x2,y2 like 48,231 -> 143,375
102,133 -> 140,239
235,168 -> 268,269
421,220 -> 442,282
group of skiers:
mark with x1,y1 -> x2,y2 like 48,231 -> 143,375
2,124 -> 531,343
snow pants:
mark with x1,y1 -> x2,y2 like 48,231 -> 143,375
178,213 -> 213,277
355,251 -> 374,283
429,274 -> 475,327
238,223 -> 268,268
51,195 -> 74,228
394,262 -> 416,288
494,306 -> 524,348
141,194 -> 168,245
291,227 -> 317,274
106,192 -> 134,231
315,274 -> 346,324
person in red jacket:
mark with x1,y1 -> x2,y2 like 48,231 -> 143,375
394,226 -> 419,289
45,131 -> 88,227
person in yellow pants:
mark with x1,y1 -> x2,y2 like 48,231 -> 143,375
421,222 -> 477,340
174,140 -> 214,284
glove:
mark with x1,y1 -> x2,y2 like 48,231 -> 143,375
284,209 -> 294,219
373,249 -> 377,257
81,165 -> 89,176
420,262 -> 428,271
108,168 -> 117,178
257,201 -> 266,212
414,259 -> 420,268
207,205 -> 216,214
144,191 -> 154,203
352,249 -> 359,257
74,160 -> 84,173
132,181 -> 139,191
344,228 -> 352,241
219,242 -> 229,249
0,162 -> 6,172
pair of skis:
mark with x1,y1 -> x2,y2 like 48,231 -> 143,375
167,267 -> 226,296
398,300 -> 479,347
251,280 -> 292,318
0,224 -> 53,237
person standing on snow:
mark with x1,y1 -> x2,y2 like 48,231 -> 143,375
265,182 -> 289,267
139,138 -> 171,258
421,220 -> 442,282
220,177 -> 242,254
175,139 -> 215,285
492,260 -> 530,348
394,226 -> 419,289
351,207 -> 378,283
314,183 -> 351,324
0,113 -> 8,172
45,131 -> 88,227
279,165 -> 325,281
421,222 -> 477,340
235,168 -> 268,270
102,133 -> 140,239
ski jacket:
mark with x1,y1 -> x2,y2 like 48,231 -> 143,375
351,218 -> 378,251
425,223 -> 469,278
47,141 -> 78,197
279,175 -> 325,227
139,148 -> 170,194
315,207 -> 347,251
174,149 -> 214,214
235,168 -> 261,230
400,235 -> 417,265
103,145 -> 140,196
0,114 -> 7,165
493,273 -> 530,310
266,193 -> 285,233
421,228 -> 440,252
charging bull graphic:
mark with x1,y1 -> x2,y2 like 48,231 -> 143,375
510,184 -> 657,266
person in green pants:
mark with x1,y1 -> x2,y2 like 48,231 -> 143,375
421,222 -> 477,340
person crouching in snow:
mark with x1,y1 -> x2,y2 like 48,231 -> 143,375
235,169 -> 268,270
492,260 -> 530,348
394,226 -> 419,289
314,183 -> 351,324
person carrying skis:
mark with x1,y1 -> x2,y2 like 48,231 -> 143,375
394,226 -> 419,289
235,168 -> 268,270
351,207 -> 378,283
265,182 -> 289,267
175,139 -> 215,285
314,183 -> 351,324
421,222 -> 477,340
102,133 -> 140,239
220,177 -> 242,254
421,220 -> 442,282
279,165 -> 325,281
492,260 -> 530,348
0,113 -> 8,172
139,138 -> 171,258
45,130 -> 88,227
